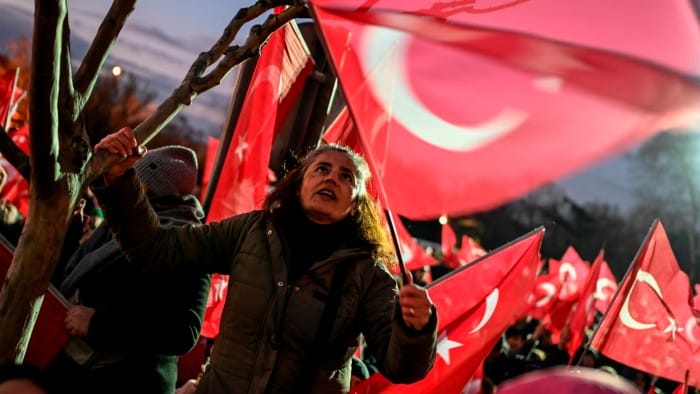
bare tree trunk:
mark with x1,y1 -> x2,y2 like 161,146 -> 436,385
0,0 -> 303,363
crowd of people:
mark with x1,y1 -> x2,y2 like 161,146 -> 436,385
0,124 -> 694,394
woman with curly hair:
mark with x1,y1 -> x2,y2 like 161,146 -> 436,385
93,127 -> 437,394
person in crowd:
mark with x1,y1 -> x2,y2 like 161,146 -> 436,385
529,324 -> 570,368
45,146 -> 211,394
484,325 -> 530,384
91,127 -> 438,393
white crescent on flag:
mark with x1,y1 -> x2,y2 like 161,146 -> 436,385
619,270 -> 663,330
469,288 -> 499,334
360,26 -> 528,152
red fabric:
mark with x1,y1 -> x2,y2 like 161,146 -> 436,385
549,247 -> 591,302
354,229 -> 544,393
323,108 -> 361,153
201,22 -> 313,338
200,273 -> 229,339
566,251 -> 605,358
176,336 -> 207,384
594,260 -> 618,315
391,214 -> 438,274
0,124 -> 30,217
525,270 -> 562,320
543,248 -> 590,342
310,0 -> 700,219
672,380 -> 688,394
590,221 -> 700,387
0,70 -> 16,128
457,236 -> 487,266
462,364 -> 484,394
440,222 -> 459,268
0,237 -> 68,368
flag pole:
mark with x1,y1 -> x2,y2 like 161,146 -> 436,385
307,6 -> 410,284
585,219 -> 659,361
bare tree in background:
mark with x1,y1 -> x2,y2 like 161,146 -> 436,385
0,0 -> 304,363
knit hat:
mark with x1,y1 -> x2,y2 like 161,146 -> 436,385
135,146 -> 198,197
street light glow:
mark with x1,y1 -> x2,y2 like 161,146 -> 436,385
111,66 -> 122,77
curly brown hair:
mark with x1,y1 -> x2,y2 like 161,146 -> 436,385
263,144 -> 396,267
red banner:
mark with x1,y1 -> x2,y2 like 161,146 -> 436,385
354,228 -> 544,393
310,0 -> 700,219
0,235 -> 68,368
591,221 -> 700,386
201,22 -> 314,338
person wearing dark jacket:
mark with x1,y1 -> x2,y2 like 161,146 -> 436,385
45,146 -> 211,394
91,127 -> 438,394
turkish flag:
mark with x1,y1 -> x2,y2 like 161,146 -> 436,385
543,248 -> 590,342
549,247 -> 590,302
354,228 -> 544,393
590,220 -> 700,387
201,22 -> 313,338
525,270 -> 561,320
206,22 -> 313,222
566,250 -> 605,359
594,259 -> 618,315
310,0 -> 700,219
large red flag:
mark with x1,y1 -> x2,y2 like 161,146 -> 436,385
354,228 -> 544,393
310,0 -> 700,219
566,250 -> 605,358
201,22 -> 313,339
590,220 -> 700,387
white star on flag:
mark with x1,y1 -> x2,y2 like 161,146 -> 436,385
234,137 -> 249,162
213,280 -> 227,301
437,330 -> 463,365
662,317 -> 683,341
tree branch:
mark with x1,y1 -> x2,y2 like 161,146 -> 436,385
186,0 -> 293,81
58,13 -> 74,120
30,0 -> 66,197
191,5 -> 305,92
73,0 -> 136,113
87,1 -> 304,183
0,127 -> 30,181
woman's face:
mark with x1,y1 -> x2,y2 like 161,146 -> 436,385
299,151 -> 360,224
